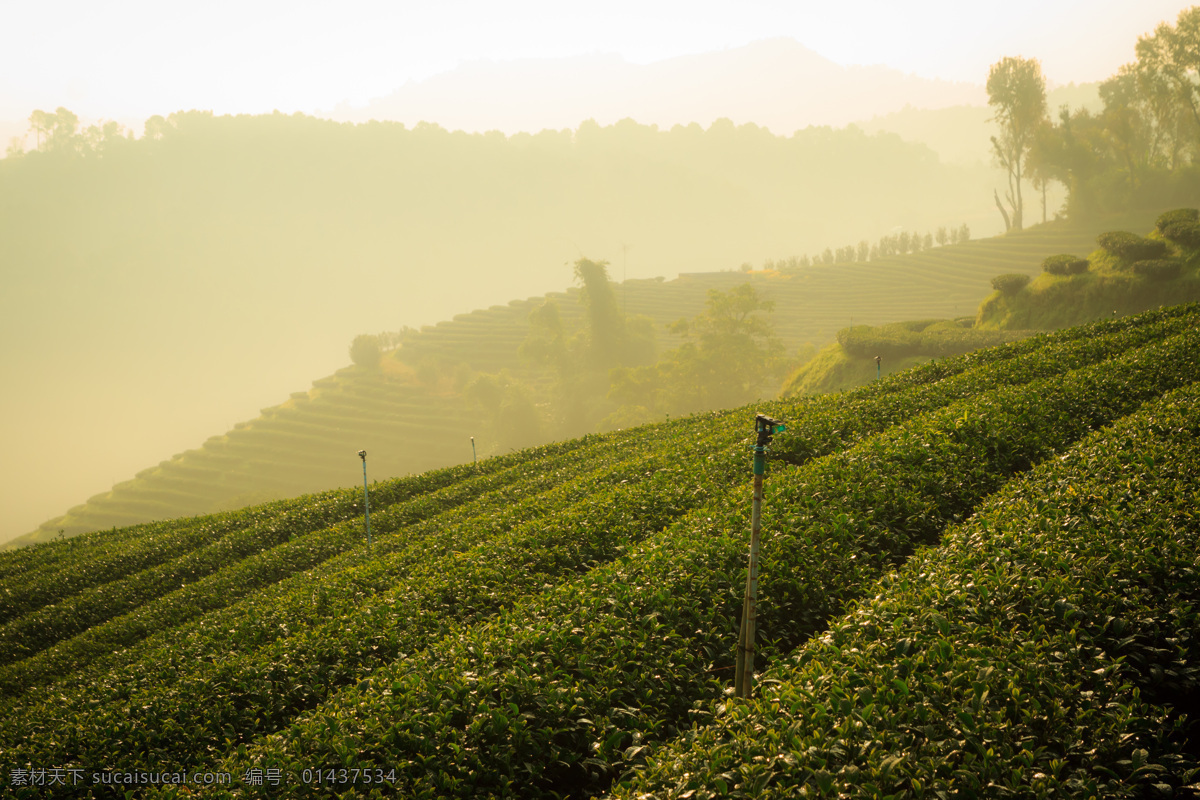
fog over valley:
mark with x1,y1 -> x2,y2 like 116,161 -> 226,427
0,1 -> 1191,544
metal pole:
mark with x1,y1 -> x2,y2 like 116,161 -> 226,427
471,436 -> 477,468
875,355 -> 881,380
358,450 -> 371,549
735,414 -> 782,699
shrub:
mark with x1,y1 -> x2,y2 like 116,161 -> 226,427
1161,219 -> 1200,248
1042,253 -> 1089,276
1154,207 -> 1199,231
1096,230 -> 1169,262
1132,258 -> 1182,281
1155,208 -> 1200,249
349,334 -> 382,368
991,273 -> 1030,294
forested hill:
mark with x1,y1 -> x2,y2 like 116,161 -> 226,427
0,112 -> 996,548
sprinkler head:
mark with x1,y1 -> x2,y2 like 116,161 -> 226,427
754,414 -> 784,448
357,450 -> 366,461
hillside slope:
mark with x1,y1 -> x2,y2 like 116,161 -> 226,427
783,209 -> 1200,398
0,304 -> 1197,798
8,207 -> 1166,549
1,111 -> 1004,550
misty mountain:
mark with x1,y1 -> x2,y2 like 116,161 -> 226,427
328,38 -> 986,134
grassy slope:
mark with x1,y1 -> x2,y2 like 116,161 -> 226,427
785,210 -> 1200,397
977,252 -> 1200,330
7,208 -> 1163,550
0,304 -> 1196,799
781,346 -> 931,397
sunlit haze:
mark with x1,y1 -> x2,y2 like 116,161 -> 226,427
0,0 -> 1192,123
2,1 -> 1197,547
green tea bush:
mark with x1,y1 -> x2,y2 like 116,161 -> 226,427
213,327 -> 1199,799
1,305 -> 1195,800
838,321 -> 1026,360
0,454 -> 506,622
619,382 -> 1200,798
991,273 -> 1030,294
1132,258 -> 1183,281
1096,230 -> 1169,262
1042,253 -> 1089,276
1155,207 -> 1199,229
0,429 -> 667,695
836,324 -> 918,359
1155,208 -> 1200,248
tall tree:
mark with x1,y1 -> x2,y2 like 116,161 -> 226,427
573,258 -> 625,369
27,110 -> 52,150
520,259 -> 654,437
987,56 -> 1048,232
1142,8 -> 1200,145
44,107 -> 80,154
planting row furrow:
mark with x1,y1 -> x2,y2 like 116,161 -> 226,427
618,381 -> 1200,798
203,327 -> 1199,799
0,430 -> 650,694
0,411 -> 747,703
5,302 -> 1122,783
0,429 -> 648,666
0,416 -> 755,780
0,516 -> 240,627
2,427 -> 743,779
0,445 -> 508,621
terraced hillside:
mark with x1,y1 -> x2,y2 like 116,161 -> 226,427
9,208 -> 1164,549
0,302 -> 1190,800
0,303 -> 1197,798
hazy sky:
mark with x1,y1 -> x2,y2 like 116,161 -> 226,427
1,0 -> 1194,123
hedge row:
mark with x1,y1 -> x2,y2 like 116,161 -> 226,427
8,316 -> 1073,778
0,424 -> 691,700
0,415 -> 755,775
863,303 -> 1196,397
2,306 -> 1194,798
16,306 -> 1188,717
209,327 -> 1199,799
0,440 -> 594,668
836,321 -> 1028,361
0,439 -> 570,623
9,308 -> 1184,792
620,381 -> 1200,798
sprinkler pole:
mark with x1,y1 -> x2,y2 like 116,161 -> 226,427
358,450 -> 371,549
735,413 -> 784,699
471,436 -> 477,468
875,355 -> 881,381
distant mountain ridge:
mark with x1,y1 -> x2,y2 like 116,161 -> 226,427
327,38 -> 987,134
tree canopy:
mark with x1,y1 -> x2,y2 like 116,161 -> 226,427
987,56 -> 1048,232
1017,7 -> 1200,218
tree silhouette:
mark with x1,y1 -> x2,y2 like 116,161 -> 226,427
987,57 -> 1048,232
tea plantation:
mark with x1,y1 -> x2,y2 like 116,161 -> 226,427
12,208 -> 1166,550
1,303 -> 1198,798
